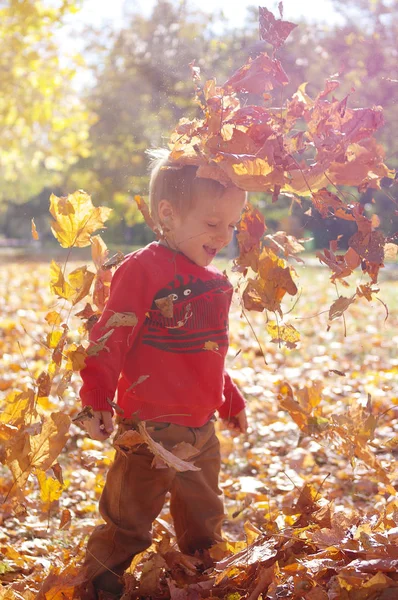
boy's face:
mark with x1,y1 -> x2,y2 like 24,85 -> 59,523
162,186 -> 246,267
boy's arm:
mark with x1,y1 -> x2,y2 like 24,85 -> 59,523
79,257 -> 148,415
218,371 -> 247,432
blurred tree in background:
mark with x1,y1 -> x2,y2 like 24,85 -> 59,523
64,0 -> 260,243
0,1 -> 92,200
0,0 -> 396,247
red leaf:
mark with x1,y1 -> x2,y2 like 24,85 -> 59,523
224,52 -> 289,94
259,6 -> 298,50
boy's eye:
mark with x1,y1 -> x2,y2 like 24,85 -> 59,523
207,223 -> 217,228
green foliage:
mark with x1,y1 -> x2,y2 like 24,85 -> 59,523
0,0 -> 93,202
63,1 -> 260,236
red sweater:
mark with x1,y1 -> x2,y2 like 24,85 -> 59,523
79,242 -> 245,427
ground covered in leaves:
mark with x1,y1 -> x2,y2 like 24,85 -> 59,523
1,256 -> 398,599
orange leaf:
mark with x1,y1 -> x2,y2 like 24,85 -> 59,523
31,218 -> 39,240
66,344 -> 87,371
134,194 -> 162,237
155,295 -> 174,319
328,296 -> 356,321
137,422 -> 200,472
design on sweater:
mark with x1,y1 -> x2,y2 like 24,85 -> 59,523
142,274 -> 231,353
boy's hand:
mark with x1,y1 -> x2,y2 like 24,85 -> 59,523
84,410 -> 114,441
224,408 -> 248,434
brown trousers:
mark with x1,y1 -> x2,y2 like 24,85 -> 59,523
83,417 -> 224,596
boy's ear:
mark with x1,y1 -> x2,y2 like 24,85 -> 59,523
158,199 -> 175,224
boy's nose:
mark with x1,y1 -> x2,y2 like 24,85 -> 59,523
214,227 -> 231,246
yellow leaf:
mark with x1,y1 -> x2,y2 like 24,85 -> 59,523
50,190 -> 112,248
266,321 -> 300,348
47,330 -> 63,349
45,310 -> 62,326
29,412 -> 71,471
36,470 -> 64,505
91,234 -> 109,269
0,389 -> 36,426
2,545 -> 29,568
233,158 -> 273,178
50,260 -> 95,305
49,260 -> 73,300
67,266 -> 95,305
66,344 -> 87,371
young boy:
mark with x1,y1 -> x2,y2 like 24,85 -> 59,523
79,152 -> 248,598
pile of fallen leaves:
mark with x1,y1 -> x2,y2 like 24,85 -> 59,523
0,229 -> 397,598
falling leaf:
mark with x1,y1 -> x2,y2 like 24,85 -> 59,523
65,344 -> 87,371
224,52 -> 289,94
50,261 -> 95,305
31,218 -> 39,240
72,405 -> 95,423
106,398 -> 124,415
59,508 -> 72,530
50,190 -> 112,248
52,462 -> 64,485
234,202 -> 266,273
171,441 -> 200,461
155,295 -> 174,319
36,372 -> 52,398
102,250 -> 125,270
204,341 -> 220,353
242,248 -> 297,316
87,329 -> 114,356
134,194 -> 162,237
137,422 -> 201,472
328,296 -> 356,321
113,429 -> 144,455
349,230 -> 385,264
105,312 -> 138,329
259,6 -> 298,49
266,321 -> 300,348
127,374 -> 150,391
91,235 -> 113,311
36,470 -> 64,507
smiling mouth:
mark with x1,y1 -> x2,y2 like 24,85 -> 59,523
203,245 -> 217,257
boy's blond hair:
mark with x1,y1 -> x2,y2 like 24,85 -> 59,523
147,148 -> 230,224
